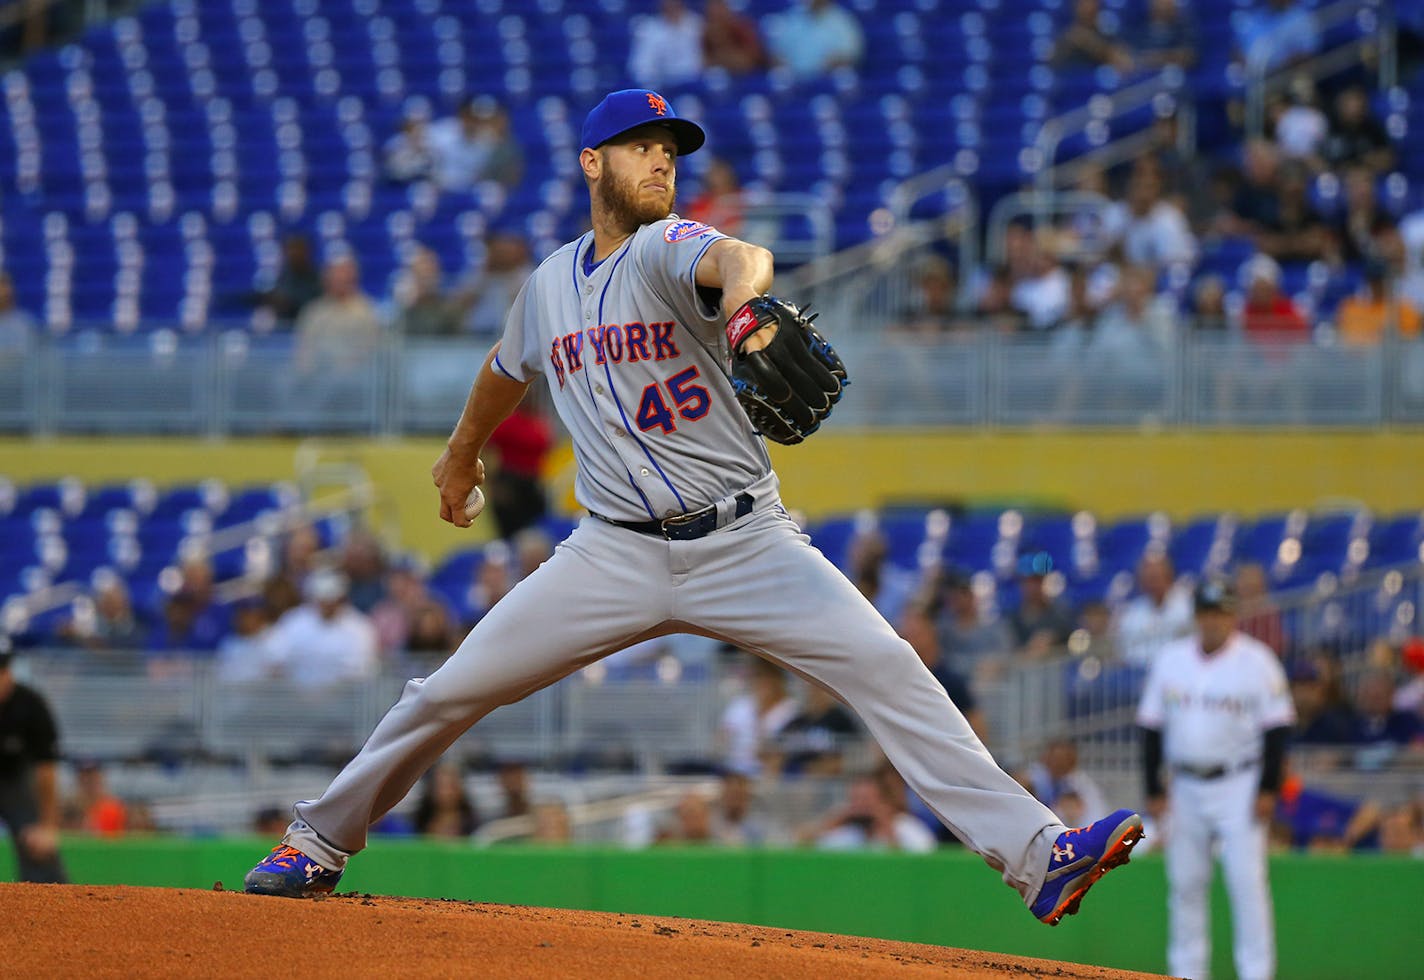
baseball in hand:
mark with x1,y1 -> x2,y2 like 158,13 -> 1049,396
463,486 -> 485,522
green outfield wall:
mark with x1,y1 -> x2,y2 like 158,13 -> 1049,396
3,838 -> 1418,978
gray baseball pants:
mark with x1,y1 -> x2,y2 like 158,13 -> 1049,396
285,486 -> 1064,903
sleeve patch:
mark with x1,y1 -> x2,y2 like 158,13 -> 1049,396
663,219 -> 714,243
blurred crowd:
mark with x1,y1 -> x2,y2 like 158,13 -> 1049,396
22,509 -> 1421,860
895,5 -> 1421,363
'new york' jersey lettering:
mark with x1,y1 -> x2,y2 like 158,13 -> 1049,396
494,218 -> 771,521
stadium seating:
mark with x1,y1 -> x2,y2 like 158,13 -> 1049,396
0,0 -> 1405,332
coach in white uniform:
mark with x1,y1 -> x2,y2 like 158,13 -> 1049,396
1137,579 -> 1295,980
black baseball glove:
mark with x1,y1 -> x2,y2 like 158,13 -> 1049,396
726,295 -> 848,445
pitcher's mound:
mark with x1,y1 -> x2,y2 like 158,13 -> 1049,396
0,883 -> 1167,979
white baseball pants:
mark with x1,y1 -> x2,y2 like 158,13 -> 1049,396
1166,767 -> 1276,980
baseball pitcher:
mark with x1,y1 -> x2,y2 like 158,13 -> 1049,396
245,89 -> 1142,925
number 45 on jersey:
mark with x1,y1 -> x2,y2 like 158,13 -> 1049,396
636,367 -> 710,434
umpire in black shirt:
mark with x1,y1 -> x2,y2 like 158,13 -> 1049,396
0,648 -> 66,882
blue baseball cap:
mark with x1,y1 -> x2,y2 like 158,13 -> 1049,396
581,89 -> 706,156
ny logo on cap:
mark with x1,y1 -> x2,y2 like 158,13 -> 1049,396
646,93 -> 668,116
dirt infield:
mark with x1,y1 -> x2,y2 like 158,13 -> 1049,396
0,883 -> 1167,979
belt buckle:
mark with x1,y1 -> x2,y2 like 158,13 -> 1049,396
660,506 -> 712,540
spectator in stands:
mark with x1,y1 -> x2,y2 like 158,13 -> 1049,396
260,524 -> 321,622
1128,0 -> 1198,71
845,526 -> 918,631
0,271 -> 35,355
513,528 -> 555,582
340,529 -> 387,614
1052,262 -> 1100,340
255,234 -> 322,326
464,542 -> 514,626
1270,76 -> 1328,167
1322,85 -> 1395,175
1009,235 -> 1072,331
1019,738 -> 1109,823
628,0 -> 704,90
147,589 -> 223,658
1224,140 -> 1283,237
370,558 -> 434,656
896,255 -> 959,336
776,684 -> 860,776
456,230 -> 535,338
253,807 -> 291,838
295,255 -> 384,376
1273,768 -> 1379,852
216,599 -> 273,684
1234,562 -> 1284,654
1069,599 -> 1118,662
1241,253 -> 1309,342
1051,0 -> 1133,72
1009,552 -> 1076,658
901,596 -> 986,740
0,650 -> 66,883
1233,0 -> 1320,73
685,158 -> 746,238
405,601 -> 457,662
656,790 -> 715,844
1395,207 -> 1424,313
1335,260 -> 1422,346
1377,801 -> 1424,858
1290,655 -> 1359,745
712,771 -> 768,845
485,402 -> 554,541
1351,668 -> 1422,751
495,760 -> 532,820
1394,638 -> 1424,715
414,764 -> 479,839
1333,165 -> 1398,266
932,568 -> 1013,682
1088,264 -> 1174,379
531,801 -> 572,843
63,760 -> 127,837
975,265 -> 1028,333
428,97 -> 524,194
260,568 -> 378,688
718,656 -> 799,776
382,106 -> 435,185
1113,550 -> 1193,667
392,246 -> 462,337
800,772 -> 936,853
1107,162 -> 1197,270
702,0 -> 767,76
261,575 -> 302,622
1190,274 -> 1231,332
63,573 -> 145,652
1256,163 -> 1332,264
763,0 -> 864,79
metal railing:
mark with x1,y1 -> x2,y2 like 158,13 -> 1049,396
981,560 -> 1424,775
1032,68 -> 1196,196
16,655 -> 725,774
1245,0 -> 1397,138
5,328 -> 1424,433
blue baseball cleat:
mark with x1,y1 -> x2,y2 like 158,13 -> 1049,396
244,844 -> 343,898
1031,808 -> 1144,926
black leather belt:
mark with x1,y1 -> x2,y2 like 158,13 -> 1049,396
594,492 -> 754,541
1172,759 -> 1259,780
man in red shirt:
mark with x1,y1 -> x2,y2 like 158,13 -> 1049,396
1242,253 -> 1309,342
485,401 -> 555,539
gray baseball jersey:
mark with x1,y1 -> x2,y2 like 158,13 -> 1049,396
493,217 -> 768,521
279,219 -> 1071,909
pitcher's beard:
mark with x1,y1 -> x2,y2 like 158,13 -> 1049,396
601,169 -> 675,229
